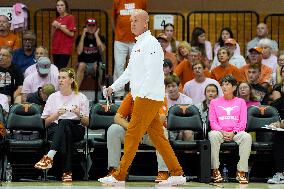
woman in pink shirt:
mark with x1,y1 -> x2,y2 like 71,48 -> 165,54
51,0 -> 76,69
237,82 -> 260,107
34,68 -> 89,182
208,75 -> 252,184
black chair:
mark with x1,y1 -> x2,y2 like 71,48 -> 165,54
167,104 -> 211,183
5,103 -> 45,181
246,105 -> 280,151
88,102 -> 119,179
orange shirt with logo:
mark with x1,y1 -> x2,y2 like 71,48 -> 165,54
0,33 -> 20,50
117,93 -> 168,127
113,0 -> 147,42
211,64 -> 245,83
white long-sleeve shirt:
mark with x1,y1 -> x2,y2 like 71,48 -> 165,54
111,30 -> 165,101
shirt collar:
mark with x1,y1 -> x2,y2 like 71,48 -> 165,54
135,30 -> 151,42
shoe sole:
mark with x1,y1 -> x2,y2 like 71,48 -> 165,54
34,164 -> 52,170
98,179 -> 125,186
236,177 -> 248,184
157,180 -> 186,186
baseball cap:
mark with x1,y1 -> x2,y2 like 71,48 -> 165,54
156,33 -> 168,41
85,18 -> 97,26
224,38 -> 236,45
249,47 -> 263,54
37,57 -> 51,75
163,59 -> 173,68
42,84 -> 56,97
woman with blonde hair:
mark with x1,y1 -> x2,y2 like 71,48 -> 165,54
176,41 -> 191,63
34,67 -> 89,182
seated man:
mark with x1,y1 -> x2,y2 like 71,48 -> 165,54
157,33 -> 178,68
12,30 -> 37,74
209,75 -> 252,184
165,74 -> 193,141
26,83 -> 56,108
107,92 -> 169,182
21,57 -> 58,102
0,46 -> 23,104
0,15 -> 20,50
76,18 -> 106,88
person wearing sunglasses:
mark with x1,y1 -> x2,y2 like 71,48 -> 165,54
76,18 -> 106,88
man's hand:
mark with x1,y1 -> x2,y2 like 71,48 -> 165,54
103,86 -> 113,98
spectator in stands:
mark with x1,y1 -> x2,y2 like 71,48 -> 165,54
196,84 -> 219,132
257,38 -> 278,85
190,27 -> 212,68
52,0 -> 76,69
211,47 -> 244,83
237,82 -> 260,107
214,27 -> 240,56
211,38 -> 246,70
24,46 -> 59,78
76,18 -> 106,88
164,23 -> 179,53
276,51 -> 284,84
112,0 -> 147,98
0,46 -> 23,104
175,47 -> 210,88
12,30 -> 36,73
267,79 -> 284,184
209,75 -> 252,184
183,61 -> 222,104
21,57 -> 59,102
246,23 -> 278,56
165,74 -> 194,141
0,93 -> 9,115
163,59 -> 173,77
240,47 -> 272,85
0,15 -> 20,50
157,33 -> 178,68
176,41 -> 191,63
106,92 -> 169,182
34,68 -> 89,182
26,84 -> 56,108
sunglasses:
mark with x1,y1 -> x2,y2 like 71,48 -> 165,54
87,19 -> 96,23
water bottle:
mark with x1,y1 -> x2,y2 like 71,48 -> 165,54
6,162 -> 12,182
222,164 -> 229,182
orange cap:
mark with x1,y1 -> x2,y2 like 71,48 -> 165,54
249,47 -> 263,54
224,38 -> 236,45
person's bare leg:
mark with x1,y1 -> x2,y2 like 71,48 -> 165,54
77,62 -> 87,88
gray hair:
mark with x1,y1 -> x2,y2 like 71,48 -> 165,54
257,38 -> 273,49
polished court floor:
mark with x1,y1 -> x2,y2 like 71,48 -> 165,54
1,181 -> 284,189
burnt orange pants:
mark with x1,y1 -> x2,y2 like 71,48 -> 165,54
113,97 -> 184,181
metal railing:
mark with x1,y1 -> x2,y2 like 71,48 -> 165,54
187,11 -> 259,55
264,14 -> 284,51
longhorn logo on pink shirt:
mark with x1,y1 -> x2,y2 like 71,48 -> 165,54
218,106 -> 238,115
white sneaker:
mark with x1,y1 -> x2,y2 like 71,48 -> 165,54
267,172 -> 284,184
157,175 -> 186,186
98,175 -> 125,186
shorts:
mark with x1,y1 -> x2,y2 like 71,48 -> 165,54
78,61 -> 100,75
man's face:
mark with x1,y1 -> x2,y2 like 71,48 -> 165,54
0,49 -> 11,67
217,49 -> 229,63
188,52 -> 201,62
166,82 -> 179,98
193,63 -> 204,78
158,38 -> 169,51
221,81 -> 236,96
163,66 -> 172,76
0,16 -> 9,32
130,14 -> 146,36
224,43 -> 236,54
256,23 -> 268,38
248,68 -> 260,84
23,35 -> 36,51
248,51 -> 262,64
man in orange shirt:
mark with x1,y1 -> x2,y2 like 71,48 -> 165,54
112,0 -> 147,98
106,92 -> 169,182
211,47 -> 245,83
157,33 -> 178,68
0,15 -> 20,50
239,47 -> 272,85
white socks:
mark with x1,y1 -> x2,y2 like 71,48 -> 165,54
47,150 -> 57,159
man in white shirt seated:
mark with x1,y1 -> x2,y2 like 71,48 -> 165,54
165,74 -> 193,141
21,57 -> 59,102
211,38 -> 246,70
183,61 -> 223,104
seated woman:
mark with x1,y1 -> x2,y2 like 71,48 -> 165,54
176,41 -> 191,64
237,82 -> 260,107
34,68 -> 89,182
267,79 -> 284,184
164,23 -> 179,53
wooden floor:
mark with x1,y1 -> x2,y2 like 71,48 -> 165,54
1,181 -> 284,189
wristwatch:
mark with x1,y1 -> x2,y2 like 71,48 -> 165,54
233,131 -> 238,135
